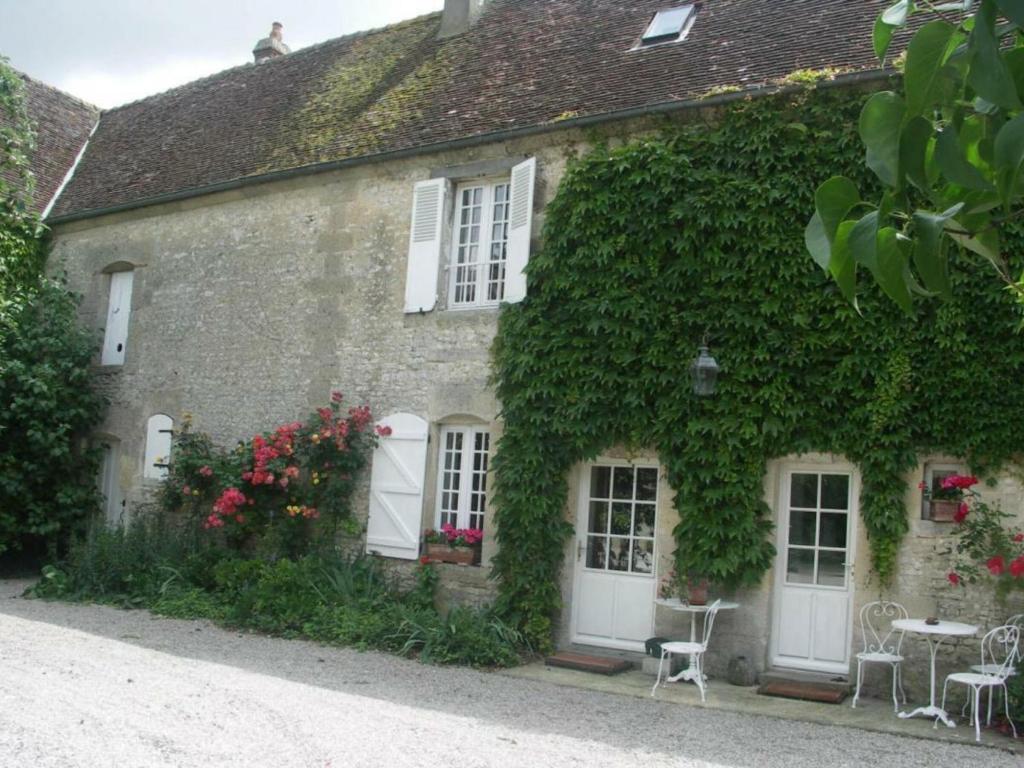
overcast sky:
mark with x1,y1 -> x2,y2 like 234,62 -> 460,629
1,0 -> 443,109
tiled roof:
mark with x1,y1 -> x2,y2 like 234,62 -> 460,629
2,73 -> 98,215
51,0 -> 895,219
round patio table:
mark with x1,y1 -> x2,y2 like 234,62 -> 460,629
654,597 -> 739,683
893,618 -> 978,728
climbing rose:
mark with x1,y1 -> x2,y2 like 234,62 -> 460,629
331,390 -> 344,403
1011,557 -> 1024,579
1014,533 -> 1024,543
419,555 -> 431,565
199,466 -> 213,477
375,424 -> 393,437
953,502 -> 969,524
941,475 -> 979,490
987,556 -> 1006,576
947,572 -> 961,586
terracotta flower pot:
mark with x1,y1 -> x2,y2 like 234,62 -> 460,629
687,578 -> 709,606
425,542 -> 478,565
929,499 -> 959,522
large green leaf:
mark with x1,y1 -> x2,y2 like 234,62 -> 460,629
815,177 -> 861,241
947,220 -> 1002,268
859,93 -> 905,187
911,204 -> 963,298
830,220 -> 859,306
900,116 -> 934,192
805,213 -> 831,271
874,17 -> 898,61
848,211 -> 881,273
877,227 -> 914,314
904,20 -> 958,117
967,0 -> 1023,111
994,0 -> 1024,26
993,112 -> 1024,210
935,125 -> 994,190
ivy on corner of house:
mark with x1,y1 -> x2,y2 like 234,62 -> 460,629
489,86 -> 1024,649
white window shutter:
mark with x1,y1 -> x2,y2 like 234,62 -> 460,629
366,412 -> 429,559
504,157 -> 536,303
101,270 -> 134,365
143,414 -> 173,480
404,179 -> 447,314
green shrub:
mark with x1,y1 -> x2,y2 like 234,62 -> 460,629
150,587 -> 226,621
400,605 -> 525,667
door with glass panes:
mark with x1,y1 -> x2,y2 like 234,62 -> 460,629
771,467 -> 857,673
571,462 -> 659,651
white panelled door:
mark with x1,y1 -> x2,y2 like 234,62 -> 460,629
365,413 -> 428,560
572,462 -> 659,651
771,467 -> 857,674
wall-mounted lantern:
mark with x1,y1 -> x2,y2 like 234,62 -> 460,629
690,344 -> 719,396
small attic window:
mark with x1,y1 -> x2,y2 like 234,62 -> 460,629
640,5 -> 696,46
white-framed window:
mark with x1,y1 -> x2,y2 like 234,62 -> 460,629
448,180 -> 511,308
436,425 -> 490,531
637,5 -> 696,47
101,268 -> 134,366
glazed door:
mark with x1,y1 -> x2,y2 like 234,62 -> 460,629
571,462 -> 659,651
771,469 -> 856,674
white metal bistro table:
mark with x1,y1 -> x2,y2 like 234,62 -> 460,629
892,618 -> 978,728
654,597 -> 739,683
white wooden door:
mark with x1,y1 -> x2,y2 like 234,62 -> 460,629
771,467 -> 857,674
571,462 -> 659,651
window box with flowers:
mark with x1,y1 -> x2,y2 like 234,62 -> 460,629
920,466 -> 973,522
423,524 -> 483,566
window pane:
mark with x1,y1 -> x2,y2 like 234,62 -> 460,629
633,504 -> 655,537
631,539 -> 654,574
788,510 -> 816,546
612,467 -> 634,499
786,548 -> 814,584
819,512 -> 847,549
608,537 -> 630,571
817,551 -> 846,586
610,502 -> 632,535
586,536 -> 608,569
820,474 -> 849,510
643,5 -> 692,41
790,473 -> 818,508
636,467 -> 658,501
588,501 -> 609,534
590,466 -> 611,499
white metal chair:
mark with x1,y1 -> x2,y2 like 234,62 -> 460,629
851,600 -> 908,710
651,598 -> 722,703
964,614 -> 1023,724
941,624 -> 1020,742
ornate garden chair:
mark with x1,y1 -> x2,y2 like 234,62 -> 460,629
851,600 -> 908,710
651,599 -> 722,703
942,624 -> 1020,742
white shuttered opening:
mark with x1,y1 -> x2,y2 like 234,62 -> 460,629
366,413 -> 429,559
101,270 -> 134,365
403,179 -> 448,313
503,157 -> 536,304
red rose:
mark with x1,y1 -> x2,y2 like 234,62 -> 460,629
1014,533 -> 1024,543
1010,556 -> 1024,579
987,556 -> 1006,576
419,555 -> 431,565
947,571 -> 961,586
953,502 -> 969,524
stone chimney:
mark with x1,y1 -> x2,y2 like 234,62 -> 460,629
438,0 -> 488,39
253,22 -> 291,63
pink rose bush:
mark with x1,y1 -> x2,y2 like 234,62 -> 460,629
159,393 -> 380,554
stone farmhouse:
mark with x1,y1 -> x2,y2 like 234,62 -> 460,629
23,0 -> 1024,688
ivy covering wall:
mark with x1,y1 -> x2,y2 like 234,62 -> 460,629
490,85 -> 1024,648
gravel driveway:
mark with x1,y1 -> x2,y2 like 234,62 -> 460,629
0,578 -> 1016,768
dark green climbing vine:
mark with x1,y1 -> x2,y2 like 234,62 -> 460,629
490,86 -> 1024,649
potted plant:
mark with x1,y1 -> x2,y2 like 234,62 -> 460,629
921,473 -> 976,522
686,571 -> 709,606
423,524 -> 483,565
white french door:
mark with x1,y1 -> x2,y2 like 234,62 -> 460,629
771,467 -> 857,674
571,462 -> 659,651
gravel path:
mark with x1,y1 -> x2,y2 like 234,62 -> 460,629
0,578 -> 1017,768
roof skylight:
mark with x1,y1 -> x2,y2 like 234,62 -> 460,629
640,5 -> 696,47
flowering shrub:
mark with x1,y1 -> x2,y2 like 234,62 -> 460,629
944,476 -> 1024,595
424,524 -> 483,549
159,393 -> 378,556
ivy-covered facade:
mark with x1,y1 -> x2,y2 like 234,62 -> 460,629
42,1 -> 1024,690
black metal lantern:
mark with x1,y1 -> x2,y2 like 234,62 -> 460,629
690,345 -> 719,396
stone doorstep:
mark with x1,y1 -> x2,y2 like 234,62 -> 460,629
498,661 -> 1023,756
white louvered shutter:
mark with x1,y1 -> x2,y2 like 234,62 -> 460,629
101,270 -> 134,365
503,157 -> 536,303
404,179 -> 447,313
366,413 -> 429,559
143,414 -> 173,480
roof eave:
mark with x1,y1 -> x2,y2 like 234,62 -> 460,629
46,68 -> 894,226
